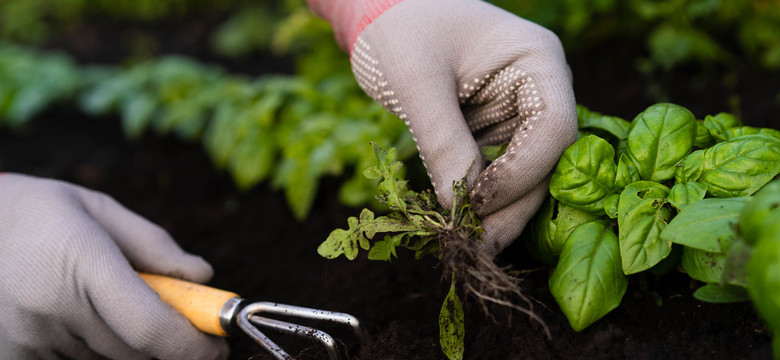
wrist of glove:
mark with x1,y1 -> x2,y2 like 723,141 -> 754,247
0,173 -> 228,360
314,0 -> 578,256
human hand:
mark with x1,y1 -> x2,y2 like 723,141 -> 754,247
311,0 -> 578,256
0,173 -> 228,359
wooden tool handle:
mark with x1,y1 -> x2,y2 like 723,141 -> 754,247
139,273 -> 240,337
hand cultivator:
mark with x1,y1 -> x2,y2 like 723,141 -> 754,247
140,273 -> 362,360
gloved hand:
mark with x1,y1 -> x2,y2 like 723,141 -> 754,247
309,0 -> 578,256
0,173 -> 228,360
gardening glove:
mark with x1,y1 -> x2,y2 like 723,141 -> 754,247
308,0 -> 578,257
0,173 -> 229,360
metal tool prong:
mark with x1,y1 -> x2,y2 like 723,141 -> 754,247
236,302 -> 362,360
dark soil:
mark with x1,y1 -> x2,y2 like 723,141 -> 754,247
2,25 -> 779,360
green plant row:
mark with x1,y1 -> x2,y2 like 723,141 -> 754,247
527,103 -> 780,354
0,42 -> 415,219
492,0 -> 780,70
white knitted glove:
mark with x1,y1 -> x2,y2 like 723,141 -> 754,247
313,0 -> 578,256
0,173 -> 228,360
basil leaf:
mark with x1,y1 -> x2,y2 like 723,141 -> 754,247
614,153 -> 640,192
694,120 -> 716,148
675,149 -> 704,183
723,237 -> 752,287
667,181 -> 707,211
747,236 -> 780,359
700,135 -> 780,197
577,105 -> 631,141
739,180 -> 780,245
703,112 -> 742,142
626,103 -> 697,182
618,181 -> 672,274
724,126 -> 780,142
549,221 -> 627,331
661,197 -> 747,252
439,279 -> 464,360
604,194 -> 620,219
528,197 -> 601,265
682,246 -> 728,283
550,135 -> 616,214
693,283 -> 749,303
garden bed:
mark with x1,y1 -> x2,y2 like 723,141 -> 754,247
0,106 -> 773,359
2,16 -> 779,358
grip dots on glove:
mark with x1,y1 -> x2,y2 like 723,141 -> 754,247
460,67 -> 544,147
352,37 -> 436,189
465,69 -> 545,202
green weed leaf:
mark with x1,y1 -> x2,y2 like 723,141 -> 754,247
549,221 -> 627,331
625,103 -> 697,182
439,278 -> 465,360
367,143 -> 408,213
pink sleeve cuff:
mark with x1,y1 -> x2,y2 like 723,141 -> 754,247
307,0 -> 406,53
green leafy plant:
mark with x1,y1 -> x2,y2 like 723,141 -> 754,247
318,143 -> 548,360
0,43 -> 414,219
530,102 -> 780,332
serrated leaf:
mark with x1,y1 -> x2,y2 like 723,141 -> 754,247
228,134 -> 274,190
550,135 -> 616,214
368,234 -> 400,261
618,181 -> 672,274
667,181 -> 707,211
369,143 -> 408,213
120,93 -> 157,139
439,279 -> 464,360
549,221 -> 627,331
699,135 -> 780,197
317,208 -> 423,260
661,197 -> 747,252
625,103 -> 697,182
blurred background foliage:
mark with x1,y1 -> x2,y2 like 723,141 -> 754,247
0,0 -> 778,218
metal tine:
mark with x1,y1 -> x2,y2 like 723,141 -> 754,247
237,301 -> 362,360
249,302 -> 362,339
236,306 -> 292,360
249,315 -> 340,360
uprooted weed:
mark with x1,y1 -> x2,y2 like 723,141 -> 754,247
438,202 -> 551,340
